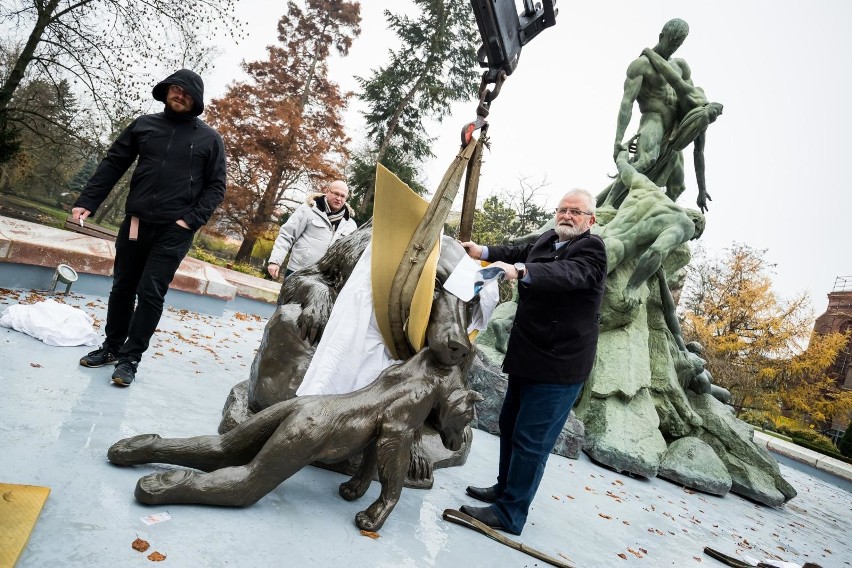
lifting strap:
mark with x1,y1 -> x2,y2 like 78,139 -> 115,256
386,133 -> 486,359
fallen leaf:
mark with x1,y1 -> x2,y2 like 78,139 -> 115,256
360,530 -> 380,539
598,513 -> 612,520
147,551 -> 166,561
628,547 -> 643,558
693,556 -> 702,562
3,491 -> 12,502
132,538 -> 150,552
622,520 -> 630,525
617,553 -> 627,560
30,362 -> 42,368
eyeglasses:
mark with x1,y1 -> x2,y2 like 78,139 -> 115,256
555,207 -> 593,217
328,191 -> 347,200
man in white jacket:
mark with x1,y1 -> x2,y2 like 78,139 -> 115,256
267,180 -> 357,279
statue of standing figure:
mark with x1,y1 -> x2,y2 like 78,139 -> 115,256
604,18 -> 723,212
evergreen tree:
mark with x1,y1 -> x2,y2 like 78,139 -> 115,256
350,0 -> 478,219
68,156 -> 98,195
838,423 -> 852,458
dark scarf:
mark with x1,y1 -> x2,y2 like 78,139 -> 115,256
317,196 -> 348,229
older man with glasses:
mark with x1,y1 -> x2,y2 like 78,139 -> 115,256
267,180 -> 357,280
458,188 -> 607,535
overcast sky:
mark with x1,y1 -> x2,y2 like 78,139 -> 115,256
204,0 -> 852,316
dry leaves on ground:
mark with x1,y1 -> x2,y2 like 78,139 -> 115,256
147,551 -> 166,561
131,538 -> 150,552
360,530 -> 381,539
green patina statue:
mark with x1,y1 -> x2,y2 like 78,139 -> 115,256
603,18 -> 722,212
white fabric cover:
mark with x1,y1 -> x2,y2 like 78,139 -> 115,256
297,241 -> 500,397
0,299 -> 99,347
297,242 -> 401,396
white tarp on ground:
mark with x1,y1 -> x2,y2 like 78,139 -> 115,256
0,299 -> 98,347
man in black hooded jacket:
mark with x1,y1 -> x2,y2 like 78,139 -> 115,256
72,69 -> 226,387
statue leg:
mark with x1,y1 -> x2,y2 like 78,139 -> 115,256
406,428 -> 434,487
339,439 -> 378,501
632,115 -> 664,172
109,402 -> 297,471
134,416 -> 323,507
355,431 -> 413,531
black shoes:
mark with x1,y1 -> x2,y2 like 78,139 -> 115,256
80,347 -> 137,387
79,346 -> 118,368
466,485 -> 498,504
459,505 -> 512,533
112,360 -> 138,387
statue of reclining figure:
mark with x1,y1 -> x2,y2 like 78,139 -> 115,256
108,345 -> 483,532
225,226 -> 479,487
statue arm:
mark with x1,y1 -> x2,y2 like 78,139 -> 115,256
614,64 -> 644,160
656,268 -> 688,351
641,48 -> 696,98
615,148 -> 651,189
693,130 -> 710,213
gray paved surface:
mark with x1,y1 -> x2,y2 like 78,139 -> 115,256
1,289 -> 849,568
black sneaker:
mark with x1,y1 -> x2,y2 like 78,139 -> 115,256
80,346 -> 118,368
112,360 -> 138,387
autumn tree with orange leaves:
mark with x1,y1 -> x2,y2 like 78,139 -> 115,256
681,243 -> 851,426
206,0 -> 361,263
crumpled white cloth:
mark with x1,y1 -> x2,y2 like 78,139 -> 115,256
0,299 -> 99,347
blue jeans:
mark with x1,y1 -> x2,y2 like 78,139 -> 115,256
490,375 -> 584,534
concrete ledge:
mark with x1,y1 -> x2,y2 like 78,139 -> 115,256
754,431 -> 852,483
215,265 -> 281,304
0,214 -> 280,308
0,216 -> 115,274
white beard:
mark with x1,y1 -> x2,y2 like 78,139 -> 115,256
555,223 -> 583,240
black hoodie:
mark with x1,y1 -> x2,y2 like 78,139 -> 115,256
75,69 -> 226,230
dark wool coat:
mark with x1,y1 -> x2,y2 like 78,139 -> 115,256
487,229 -> 607,384
75,69 -> 226,231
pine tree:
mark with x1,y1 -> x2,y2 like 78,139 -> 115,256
350,0 -> 479,219
838,423 -> 852,458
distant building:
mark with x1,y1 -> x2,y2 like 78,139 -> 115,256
813,276 -> 852,442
